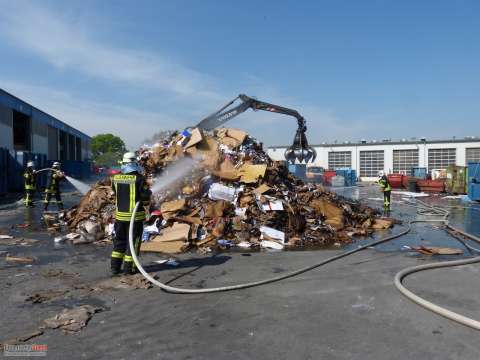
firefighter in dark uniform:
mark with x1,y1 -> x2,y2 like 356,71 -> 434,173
24,161 -> 36,207
111,152 -> 151,276
44,162 -> 65,211
377,171 -> 392,209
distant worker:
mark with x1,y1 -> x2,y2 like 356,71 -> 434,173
24,161 -> 37,207
44,162 -> 65,211
110,152 -> 151,276
377,171 -> 392,209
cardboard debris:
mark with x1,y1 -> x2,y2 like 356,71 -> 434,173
239,164 -> 267,183
67,125 -> 394,252
0,330 -> 44,347
213,158 -> 241,181
25,290 -> 69,304
161,199 -> 186,212
412,246 -> 463,255
253,184 -> 271,195
6,255 -> 34,263
184,127 -> 204,148
44,305 -> 103,333
94,273 -> 155,290
141,222 -> 190,254
161,199 -> 186,217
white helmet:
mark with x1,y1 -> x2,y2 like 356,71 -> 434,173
27,161 -> 35,168
378,170 -> 385,177
122,152 -> 137,164
52,161 -> 61,169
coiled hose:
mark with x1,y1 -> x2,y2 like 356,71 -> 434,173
129,199 -> 480,330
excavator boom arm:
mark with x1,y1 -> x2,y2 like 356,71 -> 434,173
195,94 -> 316,163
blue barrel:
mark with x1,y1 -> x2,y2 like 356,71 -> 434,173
336,168 -> 357,186
411,167 -> 427,179
288,164 -> 307,179
467,162 -> 480,201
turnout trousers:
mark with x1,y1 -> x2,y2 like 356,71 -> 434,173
111,220 -> 143,274
44,190 -> 63,210
383,190 -> 391,208
24,189 -> 34,207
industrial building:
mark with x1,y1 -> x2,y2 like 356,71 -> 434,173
0,88 -> 92,192
268,137 -> 480,181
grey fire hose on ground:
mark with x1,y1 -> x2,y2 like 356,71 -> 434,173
128,199 -> 480,330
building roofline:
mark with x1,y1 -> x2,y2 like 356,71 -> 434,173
269,137 -> 480,149
0,88 -> 91,141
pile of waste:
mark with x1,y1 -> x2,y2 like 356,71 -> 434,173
66,127 -> 394,253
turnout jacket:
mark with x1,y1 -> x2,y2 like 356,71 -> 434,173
377,175 -> 392,192
24,170 -> 36,190
46,170 -> 64,192
111,172 -> 151,221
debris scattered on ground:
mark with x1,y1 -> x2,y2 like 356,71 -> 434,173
43,305 -> 103,333
0,330 -> 44,347
409,246 -> 464,255
5,255 -> 35,263
93,273 -> 156,290
41,269 -> 79,278
0,237 -> 39,246
154,259 -> 180,267
25,290 -> 70,304
66,127 -> 394,252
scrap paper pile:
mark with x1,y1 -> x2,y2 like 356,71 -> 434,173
67,127 -> 394,252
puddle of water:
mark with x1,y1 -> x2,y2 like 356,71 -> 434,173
335,185 -> 480,255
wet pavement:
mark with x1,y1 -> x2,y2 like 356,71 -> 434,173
0,184 -> 479,359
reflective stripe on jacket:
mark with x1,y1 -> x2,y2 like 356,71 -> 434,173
24,171 -> 35,190
377,175 -> 392,192
46,170 -> 63,192
111,173 -> 151,221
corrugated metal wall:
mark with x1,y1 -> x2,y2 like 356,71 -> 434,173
47,125 -> 58,160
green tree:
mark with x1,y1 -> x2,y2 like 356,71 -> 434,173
95,152 -> 122,167
91,134 -> 126,165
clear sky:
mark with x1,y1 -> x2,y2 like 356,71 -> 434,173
1,0 -> 479,149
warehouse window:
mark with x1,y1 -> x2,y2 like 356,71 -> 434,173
359,150 -> 384,177
13,110 -> 31,151
428,148 -> 456,170
328,151 -> 352,169
466,148 -> 480,164
393,149 -> 419,174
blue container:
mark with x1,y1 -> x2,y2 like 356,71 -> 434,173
411,167 -> 427,179
335,168 -> 357,186
467,162 -> 480,201
288,164 -> 307,179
